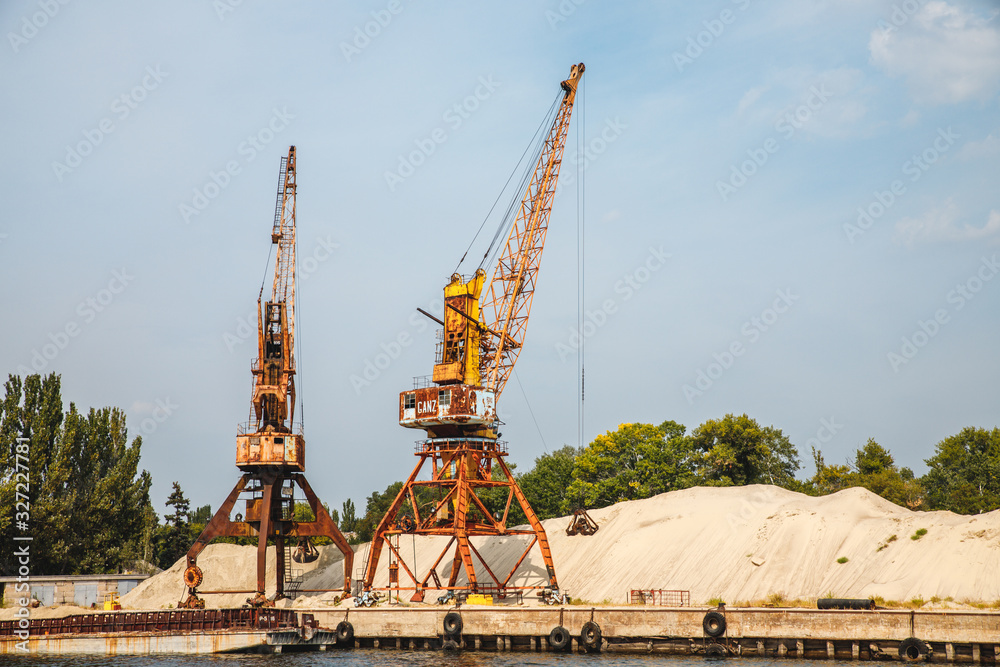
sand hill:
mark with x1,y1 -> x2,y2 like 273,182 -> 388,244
119,485 -> 1000,610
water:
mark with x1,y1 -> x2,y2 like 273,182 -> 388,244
0,654 -> 853,667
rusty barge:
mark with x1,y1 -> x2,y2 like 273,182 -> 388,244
2,605 -> 999,659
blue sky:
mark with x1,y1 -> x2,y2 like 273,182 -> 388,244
2,0 -> 998,516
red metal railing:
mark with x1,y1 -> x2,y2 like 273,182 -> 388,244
0,608 -> 299,636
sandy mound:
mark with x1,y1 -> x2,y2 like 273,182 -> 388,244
120,542 -> 349,610
0,605 -> 87,621
120,485 -> 1000,609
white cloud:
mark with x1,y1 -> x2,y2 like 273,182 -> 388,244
900,109 -> 920,127
894,200 -> 1000,246
870,1 -> 1000,105
957,129 -> 1000,159
737,86 -> 768,115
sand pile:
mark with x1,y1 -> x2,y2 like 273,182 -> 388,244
120,485 -> 1000,609
120,542 -> 348,610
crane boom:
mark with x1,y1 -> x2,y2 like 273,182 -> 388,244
481,63 -> 584,398
271,147 -> 297,350
253,146 -> 297,431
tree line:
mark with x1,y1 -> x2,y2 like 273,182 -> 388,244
2,373 -> 997,576
349,414 -> 1000,539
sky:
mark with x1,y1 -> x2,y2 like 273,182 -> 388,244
1,0 -> 998,518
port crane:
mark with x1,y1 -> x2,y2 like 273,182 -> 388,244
361,63 -> 585,602
180,146 -> 353,609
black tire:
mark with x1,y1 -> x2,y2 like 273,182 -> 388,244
549,625 -> 570,650
899,637 -> 928,662
706,643 -> 728,658
580,621 -> 602,651
443,611 -> 463,636
335,620 -> 354,645
703,610 -> 726,638
442,638 -> 459,651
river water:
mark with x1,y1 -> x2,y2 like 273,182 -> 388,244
2,653 -> 855,667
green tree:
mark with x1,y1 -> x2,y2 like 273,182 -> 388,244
190,504 -> 212,524
807,440 -> 924,509
354,481 -> 404,542
515,446 -> 578,521
0,374 -> 152,575
922,427 -> 1000,514
154,481 -> 193,569
690,413 -> 799,487
565,421 -> 696,510
807,447 -> 852,495
341,498 -> 357,533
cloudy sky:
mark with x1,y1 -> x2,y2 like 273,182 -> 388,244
2,1 -> 998,516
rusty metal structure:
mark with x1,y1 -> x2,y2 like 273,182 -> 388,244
180,147 -> 353,609
565,508 -> 599,536
361,63 -> 585,602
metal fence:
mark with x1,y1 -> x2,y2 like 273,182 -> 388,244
628,589 -> 690,606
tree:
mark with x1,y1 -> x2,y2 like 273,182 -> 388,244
690,413 -> 799,487
354,481 -> 404,543
154,482 -> 193,569
564,421 -> 696,511
190,504 -> 212,524
807,439 -> 924,509
922,427 -> 1000,514
515,446 -> 578,522
341,498 -> 357,533
0,373 -> 152,575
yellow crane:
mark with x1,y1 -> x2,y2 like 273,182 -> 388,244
362,63 -> 585,602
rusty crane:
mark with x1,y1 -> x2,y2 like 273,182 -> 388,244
361,63 -> 585,603
179,146 -> 353,609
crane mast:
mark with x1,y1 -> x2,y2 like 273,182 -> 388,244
363,64 -> 585,602
179,146 -> 354,609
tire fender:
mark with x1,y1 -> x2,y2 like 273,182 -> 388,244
443,611 -> 463,636
549,625 -> 570,650
703,610 -> 726,638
